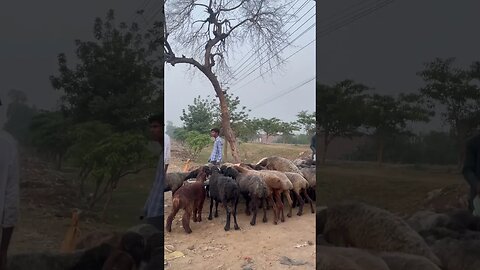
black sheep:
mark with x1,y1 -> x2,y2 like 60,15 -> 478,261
208,166 -> 241,231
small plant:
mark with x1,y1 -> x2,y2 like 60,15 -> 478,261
185,131 -> 212,160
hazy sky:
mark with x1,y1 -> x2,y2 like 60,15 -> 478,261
164,0 -> 316,127
0,0 -> 162,123
317,0 -> 480,132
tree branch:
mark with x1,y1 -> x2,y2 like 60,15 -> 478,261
219,0 -> 247,12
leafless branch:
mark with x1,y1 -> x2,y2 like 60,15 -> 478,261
165,0 -> 293,78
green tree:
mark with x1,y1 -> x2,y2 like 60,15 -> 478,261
316,80 -> 368,164
184,131 -> 212,160
165,121 -> 177,137
29,111 -> 73,169
418,57 -> 480,166
364,93 -> 433,165
173,127 -> 189,145
81,132 -> 155,215
50,9 -> 164,132
236,119 -> 260,143
66,121 -> 114,197
180,95 -> 215,134
296,110 -> 316,136
256,117 -> 283,144
164,1 -> 292,162
279,121 -> 300,144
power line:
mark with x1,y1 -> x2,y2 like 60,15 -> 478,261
317,0 -> 394,38
228,1 -> 316,84
233,37 -> 315,91
250,76 -> 315,110
228,0 -> 309,79
231,21 -> 315,89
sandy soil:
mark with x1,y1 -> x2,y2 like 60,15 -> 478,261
163,191 -> 316,270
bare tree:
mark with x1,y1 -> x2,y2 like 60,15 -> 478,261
163,0 -> 292,162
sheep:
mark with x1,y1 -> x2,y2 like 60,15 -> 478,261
376,252 -> 441,270
222,166 -> 269,226
318,201 -> 442,267
102,232 -> 145,270
7,251 -> 85,270
165,165 -> 210,195
207,166 -> 241,231
317,246 -> 390,270
255,156 -> 303,175
430,238 -> 480,270
283,172 -> 314,216
232,165 -> 293,224
165,167 -> 209,234
299,167 -> 316,201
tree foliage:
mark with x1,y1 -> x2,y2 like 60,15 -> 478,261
185,131 -> 212,160
50,9 -> 164,131
3,89 -> 37,144
316,80 -> 369,163
180,95 -> 215,134
296,110 -> 316,136
364,93 -> 433,164
418,57 -> 480,165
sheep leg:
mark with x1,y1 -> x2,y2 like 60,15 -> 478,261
250,197 -> 258,226
182,205 -> 193,234
261,197 -> 268,223
166,205 -> 180,233
233,198 -> 240,230
245,195 -> 251,216
302,189 -> 315,213
285,190 -> 293,218
223,202 -> 231,231
295,190 -> 305,216
274,191 -> 285,222
192,201 -> 198,222
269,195 -> 279,225
214,200 -> 219,218
208,196 -> 214,220
197,196 -> 205,222
291,190 -> 297,208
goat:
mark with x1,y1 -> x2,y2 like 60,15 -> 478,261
165,167 -> 209,234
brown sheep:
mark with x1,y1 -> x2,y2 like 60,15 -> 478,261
232,165 -> 293,224
284,172 -> 314,215
299,167 -> 316,200
255,156 -> 303,175
318,202 -> 442,267
166,167 -> 209,234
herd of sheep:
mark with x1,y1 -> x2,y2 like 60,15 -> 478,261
317,201 -> 480,270
164,156 -> 317,234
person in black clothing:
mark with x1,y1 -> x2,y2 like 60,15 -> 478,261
462,133 -> 480,211
310,133 -> 316,161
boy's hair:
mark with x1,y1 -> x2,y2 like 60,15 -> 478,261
148,114 -> 163,124
210,128 -> 220,134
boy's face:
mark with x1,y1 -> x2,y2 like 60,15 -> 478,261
210,130 -> 217,137
150,121 -> 163,142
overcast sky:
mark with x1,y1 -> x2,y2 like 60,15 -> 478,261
0,0 -> 161,124
164,0 -> 316,127
317,0 -> 480,132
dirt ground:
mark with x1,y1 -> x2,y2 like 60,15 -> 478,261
163,192 -> 316,270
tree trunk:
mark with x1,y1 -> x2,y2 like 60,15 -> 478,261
207,72 -> 240,163
101,182 -> 115,221
224,138 -> 228,162
377,136 -> 385,166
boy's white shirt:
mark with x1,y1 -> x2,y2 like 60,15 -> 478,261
164,133 -> 171,165
0,130 -> 19,227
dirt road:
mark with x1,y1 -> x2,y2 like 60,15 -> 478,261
164,191 -> 316,270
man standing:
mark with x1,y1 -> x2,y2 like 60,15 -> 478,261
463,132 -> 480,212
208,128 -> 223,165
142,114 -> 164,231
164,132 -> 171,173
0,98 -> 20,270
310,132 -> 317,161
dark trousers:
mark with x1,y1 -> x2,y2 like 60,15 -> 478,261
463,170 -> 479,211
310,145 -> 316,160
146,215 -> 164,233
